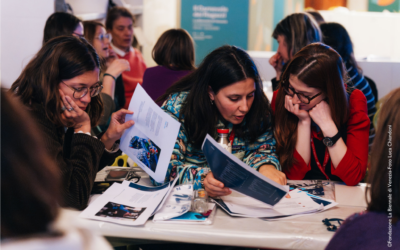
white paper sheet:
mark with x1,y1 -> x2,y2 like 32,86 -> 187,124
120,85 -> 181,183
153,183 -> 194,221
80,179 -> 176,226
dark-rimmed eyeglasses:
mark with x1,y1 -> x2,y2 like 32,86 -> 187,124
95,33 -> 112,41
61,81 -> 103,99
284,85 -> 322,104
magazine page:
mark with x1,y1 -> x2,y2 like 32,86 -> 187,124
120,84 -> 181,183
201,134 -> 287,206
80,181 -> 173,226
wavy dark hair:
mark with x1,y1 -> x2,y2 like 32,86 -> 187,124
367,88 -> 400,219
275,43 -> 349,172
158,45 -> 272,148
11,36 -> 102,127
43,12 -> 81,45
152,29 -> 195,71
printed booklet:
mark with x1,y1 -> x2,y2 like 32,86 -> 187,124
120,84 -> 181,183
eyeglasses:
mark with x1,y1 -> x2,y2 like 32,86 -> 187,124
95,33 -> 112,41
284,85 -> 322,104
61,81 -> 103,99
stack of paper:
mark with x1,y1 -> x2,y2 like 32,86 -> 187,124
213,189 -> 337,219
80,178 -> 178,226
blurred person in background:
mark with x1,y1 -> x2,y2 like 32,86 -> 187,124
269,12 -> 321,91
326,88 -> 400,249
106,6 -> 147,109
43,12 -> 83,44
143,28 -> 195,106
1,89 -> 112,250
83,21 -> 130,133
321,22 -> 376,148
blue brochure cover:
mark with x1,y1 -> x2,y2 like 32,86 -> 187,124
202,135 -> 287,206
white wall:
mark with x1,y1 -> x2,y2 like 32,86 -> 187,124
142,0 -> 179,67
320,10 -> 400,60
1,0 -> 54,89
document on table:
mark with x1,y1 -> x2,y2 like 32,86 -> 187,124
120,84 -> 181,183
80,178 -> 178,226
213,189 -> 337,219
201,134 -> 287,206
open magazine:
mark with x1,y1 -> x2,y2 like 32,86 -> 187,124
120,84 -> 181,183
201,134 -> 287,206
80,178 -> 178,226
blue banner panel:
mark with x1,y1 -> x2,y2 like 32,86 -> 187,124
181,0 -> 249,66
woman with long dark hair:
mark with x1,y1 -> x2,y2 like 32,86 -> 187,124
272,43 -> 369,186
11,36 -> 134,210
326,88 -> 400,249
156,45 -> 284,197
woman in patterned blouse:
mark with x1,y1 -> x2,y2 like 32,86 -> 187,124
155,45 -> 284,197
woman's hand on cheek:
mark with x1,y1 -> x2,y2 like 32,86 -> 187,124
284,95 -> 310,123
203,172 -> 232,197
101,109 -> 135,149
308,101 -> 335,131
269,53 -> 284,79
59,89 -> 91,133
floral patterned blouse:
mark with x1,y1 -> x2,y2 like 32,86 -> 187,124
152,91 -> 281,189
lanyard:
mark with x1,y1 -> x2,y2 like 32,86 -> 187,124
310,133 -> 330,180
229,127 -> 235,145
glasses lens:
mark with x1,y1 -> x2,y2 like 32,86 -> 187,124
285,86 -> 294,96
90,86 -> 102,97
298,94 -> 310,104
74,88 -> 88,99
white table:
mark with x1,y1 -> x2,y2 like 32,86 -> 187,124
67,178 -> 366,250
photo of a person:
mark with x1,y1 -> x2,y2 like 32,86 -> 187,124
95,202 -> 146,221
128,130 -> 161,172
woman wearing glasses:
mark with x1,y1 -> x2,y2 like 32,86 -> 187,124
272,43 -> 369,186
11,36 -> 134,210
83,21 -> 130,132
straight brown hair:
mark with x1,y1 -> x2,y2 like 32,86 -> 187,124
11,36 -> 103,127
83,21 -> 104,45
275,43 -> 349,172
367,88 -> 400,219
272,12 -> 321,58
152,29 -> 195,70
106,6 -> 135,31
1,89 -> 60,238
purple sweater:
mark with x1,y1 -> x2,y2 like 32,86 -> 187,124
326,211 -> 400,249
142,66 -> 191,106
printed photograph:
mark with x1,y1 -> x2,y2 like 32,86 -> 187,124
125,127 -> 161,172
95,202 -> 146,221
